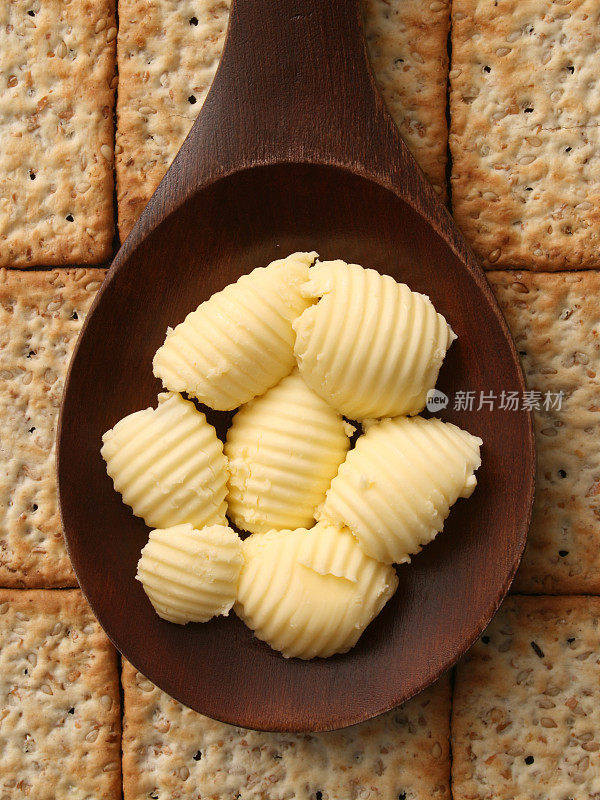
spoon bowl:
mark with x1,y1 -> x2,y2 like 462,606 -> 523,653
58,0 -> 535,732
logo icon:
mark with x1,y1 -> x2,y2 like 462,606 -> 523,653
426,388 -> 449,413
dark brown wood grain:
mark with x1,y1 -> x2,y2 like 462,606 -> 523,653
57,0 -> 535,732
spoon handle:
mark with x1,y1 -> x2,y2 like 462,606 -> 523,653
204,0 -> 382,162
133,0 -> 467,264
174,0 -> 421,190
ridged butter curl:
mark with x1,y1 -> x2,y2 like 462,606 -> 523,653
153,252 -> 317,410
137,524 -> 243,624
225,369 -> 352,534
319,416 -> 482,564
235,522 -> 398,659
101,392 -> 228,529
293,259 -> 455,419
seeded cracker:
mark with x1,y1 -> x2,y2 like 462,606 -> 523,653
363,0 -> 450,201
452,596 -> 600,800
115,0 -> 230,241
0,0 -> 116,267
450,0 -> 600,270
0,590 -> 121,798
0,268 -> 105,587
489,271 -> 600,593
116,0 -> 450,240
122,660 -> 450,800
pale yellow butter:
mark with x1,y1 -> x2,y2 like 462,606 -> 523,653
235,522 -> 398,659
225,369 -> 351,534
152,252 -> 317,410
293,259 -> 455,419
137,524 -> 243,624
319,416 -> 482,564
101,248 -> 484,659
101,392 -> 228,529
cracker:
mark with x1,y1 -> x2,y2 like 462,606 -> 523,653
0,0 -> 117,267
0,589 -> 121,798
450,0 -> 600,270
363,0 -> 450,200
0,268 -> 105,587
115,0 -> 230,240
452,595 -> 600,800
489,271 -> 600,593
116,0 -> 450,240
122,659 -> 450,800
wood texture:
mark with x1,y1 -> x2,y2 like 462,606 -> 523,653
58,0 -> 535,732
115,0 -> 451,240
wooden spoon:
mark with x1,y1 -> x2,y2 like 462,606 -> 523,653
58,0 -> 535,732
